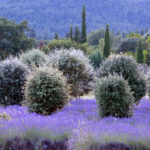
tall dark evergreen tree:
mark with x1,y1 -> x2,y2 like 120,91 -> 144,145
136,39 -> 144,64
103,24 -> 110,58
54,32 -> 59,40
81,5 -> 87,43
70,25 -> 73,40
74,26 -> 79,43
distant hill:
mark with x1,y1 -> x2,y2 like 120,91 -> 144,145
0,0 -> 150,39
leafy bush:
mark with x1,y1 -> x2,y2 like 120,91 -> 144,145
117,38 -> 139,53
49,48 -> 94,98
145,71 -> 150,97
132,75 -> 147,104
95,75 -> 134,118
87,28 -> 105,45
24,67 -> 69,115
45,39 -> 88,53
89,50 -> 103,68
0,57 -> 29,106
98,54 -> 147,103
20,49 -> 48,69
0,18 -> 37,59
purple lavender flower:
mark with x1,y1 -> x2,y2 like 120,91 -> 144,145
0,98 -> 150,149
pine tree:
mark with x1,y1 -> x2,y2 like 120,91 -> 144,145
70,25 -> 73,40
136,40 -> 144,64
74,26 -> 79,43
103,24 -> 110,58
81,5 -> 87,43
54,33 -> 59,40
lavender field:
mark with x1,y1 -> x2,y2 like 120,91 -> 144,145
0,98 -> 150,149
0,0 -> 150,149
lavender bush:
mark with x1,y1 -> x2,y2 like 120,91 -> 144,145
0,137 -> 68,150
99,142 -> 130,150
0,98 -> 150,149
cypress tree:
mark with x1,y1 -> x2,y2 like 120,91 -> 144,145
81,5 -> 87,43
136,40 -> 144,64
70,25 -> 73,41
54,33 -> 59,40
103,24 -> 110,58
74,26 -> 79,43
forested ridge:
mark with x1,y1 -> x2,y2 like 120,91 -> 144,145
0,0 -> 150,38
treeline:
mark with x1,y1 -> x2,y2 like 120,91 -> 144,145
0,0 -> 150,38
0,18 -> 37,59
55,5 -> 87,44
0,4 -> 150,67
51,5 -> 150,67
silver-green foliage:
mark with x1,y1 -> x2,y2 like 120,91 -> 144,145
24,67 -> 69,115
146,70 -> 150,97
95,75 -> 134,118
0,57 -> 29,106
20,49 -> 48,69
98,54 -> 147,103
49,48 -> 94,98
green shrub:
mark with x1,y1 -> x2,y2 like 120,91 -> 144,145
132,75 -> 147,104
145,71 -> 150,97
20,49 -> 48,69
95,75 -> 134,118
42,46 -> 50,53
49,48 -> 94,98
117,38 -> 139,53
98,54 -> 147,103
0,57 -> 30,106
45,39 -> 88,53
89,50 -> 103,68
24,67 -> 69,115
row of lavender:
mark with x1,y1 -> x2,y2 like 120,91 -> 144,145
0,98 -> 150,149
0,48 -> 149,149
